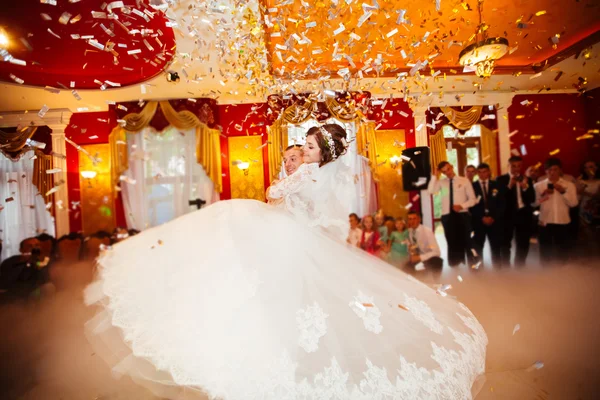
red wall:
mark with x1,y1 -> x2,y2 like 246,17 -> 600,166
65,111 -> 126,233
508,93 -> 600,177
217,103 -> 269,200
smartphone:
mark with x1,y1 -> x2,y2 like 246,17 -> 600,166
516,175 -> 524,182
547,183 -> 554,190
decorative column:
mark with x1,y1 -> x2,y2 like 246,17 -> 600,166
412,106 -> 434,229
495,97 -> 514,175
48,124 -> 70,237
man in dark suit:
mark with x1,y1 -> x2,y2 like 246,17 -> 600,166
496,156 -> 536,266
470,163 -> 503,266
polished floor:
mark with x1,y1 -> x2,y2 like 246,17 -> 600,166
1,248 -> 599,400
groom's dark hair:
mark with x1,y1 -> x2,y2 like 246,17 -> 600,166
285,144 -> 303,152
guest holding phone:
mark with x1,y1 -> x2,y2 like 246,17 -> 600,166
534,158 -> 578,263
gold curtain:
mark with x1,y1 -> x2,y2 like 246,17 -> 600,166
441,106 -> 482,130
429,129 -> 447,170
267,119 -> 288,183
480,125 -> 498,177
109,101 -> 223,193
32,151 -> 54,205
267,98 -> 372,183
0,126 -> 38,153
355,119 -> 379,181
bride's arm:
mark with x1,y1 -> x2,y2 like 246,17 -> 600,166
267,164 -> 317,200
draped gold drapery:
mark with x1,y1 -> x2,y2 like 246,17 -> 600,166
267,119 -> 288,183
355,120 -> 379,181
441,106 -> 483,130
0,126 -> 38,153
480,125 -> 498,177
32,152 -> 55,205
109,101 -> 223,194
267,97 -> 373,183
429,129 -> 447,170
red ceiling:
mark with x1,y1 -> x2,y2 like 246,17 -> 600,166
0,0 -> 175,89
262,0 -> 600,76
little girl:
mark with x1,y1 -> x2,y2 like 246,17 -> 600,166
387,218 -> 409,266
359,215 -> 381,255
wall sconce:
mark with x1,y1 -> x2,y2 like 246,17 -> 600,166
389,156 -> 401,169
81,170 -> 97,188
237,162 -> 250,176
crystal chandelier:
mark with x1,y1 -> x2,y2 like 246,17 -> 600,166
459,0 -> 509,78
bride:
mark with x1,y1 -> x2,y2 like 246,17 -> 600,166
85,124 -> 487,400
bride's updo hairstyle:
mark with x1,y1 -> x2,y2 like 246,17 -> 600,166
305,124 -> 348,166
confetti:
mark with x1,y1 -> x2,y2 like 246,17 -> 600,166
526,361 -> 544,372
45,168 -> 62,174
5,197 -> 14,202
508,130 -> 519,137
457,275 -> 463,282
513,324 -> 520,335
38,105 -> 49,118
549,149 -> 560,156
9,74 -> 24,84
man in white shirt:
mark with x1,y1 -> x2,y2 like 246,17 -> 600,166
406,211 -> 443,269
534,158 -> 578,263
427,161 -> 478,266
346,213 -> 363,248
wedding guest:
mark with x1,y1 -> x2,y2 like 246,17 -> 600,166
359,215 -> 381,255
387,218 -> 409,266
374,211 -> 388,242
405,211 -> 443,269
470,163 -> 503,266
497,156 -> 535,266
534,158 -> 578,263
576,160 -> 600,248
427,161 -> 478,266
526,164 -> 541,182
465,164 -> 477,183
347,213 -> 362,248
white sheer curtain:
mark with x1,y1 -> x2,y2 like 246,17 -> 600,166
285,119 -> 377,217
121,126 -> 218,231
0,150 -> 55,260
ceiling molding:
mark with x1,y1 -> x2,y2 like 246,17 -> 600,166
532,29 -> 600,73
0,109 -> 73,128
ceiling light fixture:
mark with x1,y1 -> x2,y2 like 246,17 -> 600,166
0,28 -> 9,47
458,0 -> 508,78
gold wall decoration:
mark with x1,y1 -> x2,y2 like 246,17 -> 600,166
228,136 -> 266,201
79,144 -> 115,234
374,130 -> 410,218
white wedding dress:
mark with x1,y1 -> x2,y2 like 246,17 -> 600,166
85,156 -> 487,400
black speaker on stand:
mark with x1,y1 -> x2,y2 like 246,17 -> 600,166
401,146 -> 431,191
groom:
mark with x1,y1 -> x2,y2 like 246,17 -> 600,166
283,145 -> 304,177
267,145 -> 304,203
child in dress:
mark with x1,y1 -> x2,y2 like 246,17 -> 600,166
346,213 -> 363,248
387,218 -> 409,266
359,215 -> 381,255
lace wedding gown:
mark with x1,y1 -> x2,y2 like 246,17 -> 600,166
85,157 -> 487,400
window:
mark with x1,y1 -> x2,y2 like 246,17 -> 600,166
433,124 -> 482,220
122,127 -> 216,230
286,118 -> 357,155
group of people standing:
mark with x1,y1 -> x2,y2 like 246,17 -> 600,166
429,156 -> 599,267
346,210 -> 443,270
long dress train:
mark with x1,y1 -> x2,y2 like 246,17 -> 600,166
85,159 -> 487,400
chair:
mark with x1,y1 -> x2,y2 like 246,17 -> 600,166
56,233 -> 84,263
84,231 -> 113,260
36,233 -> 56,261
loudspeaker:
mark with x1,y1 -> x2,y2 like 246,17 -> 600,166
401,146 -> 431,191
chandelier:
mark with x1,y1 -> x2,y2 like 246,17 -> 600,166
458,0 -> 509,78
